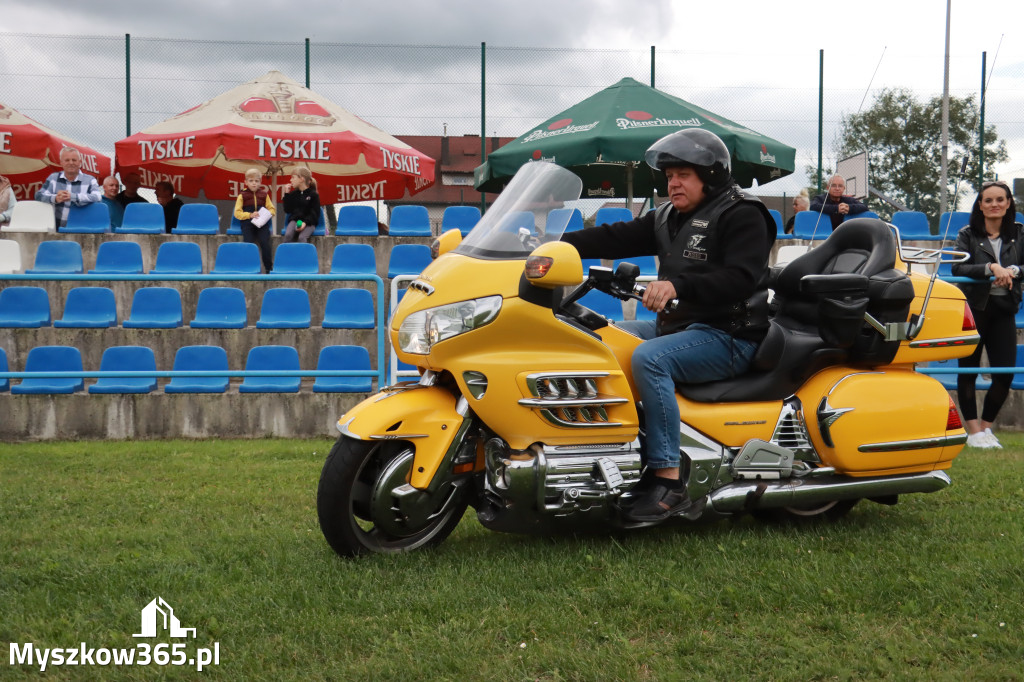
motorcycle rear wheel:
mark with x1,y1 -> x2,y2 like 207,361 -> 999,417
317,435 -> 470,557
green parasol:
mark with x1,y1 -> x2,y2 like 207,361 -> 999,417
474,77 -> 796,203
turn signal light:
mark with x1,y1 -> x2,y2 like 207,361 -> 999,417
525,255 -> 554,279
962,304 -> 976,331
946,395 -> 963,430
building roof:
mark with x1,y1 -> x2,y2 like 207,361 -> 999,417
392,134 -> 514,207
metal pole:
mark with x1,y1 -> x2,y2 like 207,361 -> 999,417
480,42 -> 486,214
125,34 -> 131,137
817,49 -> 823,192
650,46 -> 656,211
939,0 -> 951,217
305,38 -> 310,88
979,51 -> 986,185
650,45 -> 655,88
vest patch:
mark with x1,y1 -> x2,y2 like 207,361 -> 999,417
692,219 -> 710,229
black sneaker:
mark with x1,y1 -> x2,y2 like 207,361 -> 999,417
618,468 -> 659,510
621,480 -> 692,523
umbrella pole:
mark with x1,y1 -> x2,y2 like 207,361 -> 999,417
626,163 -> 634,213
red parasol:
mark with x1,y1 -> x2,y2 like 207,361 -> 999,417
0,102 -> 112,200
114,71 -> 435,205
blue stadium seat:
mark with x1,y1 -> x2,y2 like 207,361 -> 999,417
53,287 -> 117,328
937,211 -> 971,239
546,208 -> 584,234
442,205 -> 481,236
89,345 -> 157,394
239,345 -> 301,393
330,243 -> 377,276
190,287 -> 247,329
581,258 -> 602,275
768,209 -> 785,238
11,345 -> 84,394
151,241 -> 203,275
164,345 -> 229,394
891,211 -> 938,241
635,302 -> 656,321
793,212 -> 830,240
335,205 -> 379,236
116,203 -> 165,234
594,207 -> 633,226
89,241 -> 144,274
322,288 -> 375,329
613,256 -> 657,277
172,203 -> 220,235
1015,305 -> 1024,330
0,348 -> 7,392
227,216 -> 243,235
313,345 -> 373,393
212,242 -> 261,275
256,288 -> 311,328
26,240 -> 84,274
387,244 -> 432,278
62,202 -> 111,233
937,261 -> 953,278
0,286 -> 51,327
122,287 -> 183,328
848,211 -> 879,221
925,358 -> 959,390
388,205 -> 431,236
271,242 -> 319,274
1012,346 -> 1024,391
497,211 -> 535,234
578,289 -> 623,321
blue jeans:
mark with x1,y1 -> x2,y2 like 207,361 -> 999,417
619,320 -> 759,470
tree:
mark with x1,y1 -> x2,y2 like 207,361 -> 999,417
835,87 -> 1008,224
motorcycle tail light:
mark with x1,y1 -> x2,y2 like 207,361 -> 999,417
946,395 -> 963,430
962,304 -> 976,331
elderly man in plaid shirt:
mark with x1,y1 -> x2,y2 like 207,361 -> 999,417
35,147 -> 102,228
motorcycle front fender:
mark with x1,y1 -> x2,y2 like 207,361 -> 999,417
336,385 -> 469,490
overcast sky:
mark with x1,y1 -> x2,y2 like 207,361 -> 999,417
3,0 -> 1022,195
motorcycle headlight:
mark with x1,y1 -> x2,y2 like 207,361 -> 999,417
398,295 -> 502,354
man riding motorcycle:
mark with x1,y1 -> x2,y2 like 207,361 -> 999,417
560,129 -> 776,522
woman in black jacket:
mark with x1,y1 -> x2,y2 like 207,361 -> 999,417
282,167 -> 321,243
951,180 -> 1024,449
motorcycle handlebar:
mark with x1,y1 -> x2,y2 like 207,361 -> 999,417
630,282 -> 679,313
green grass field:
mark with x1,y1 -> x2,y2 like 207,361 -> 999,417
2,437 -> 1022,681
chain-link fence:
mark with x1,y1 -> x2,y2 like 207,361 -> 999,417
2,32 -> 1021,207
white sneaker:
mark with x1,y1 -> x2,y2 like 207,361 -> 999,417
966,431 -> 995,448
983,428 -> 1003,449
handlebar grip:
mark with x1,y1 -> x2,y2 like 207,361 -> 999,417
632,282 -> 678,313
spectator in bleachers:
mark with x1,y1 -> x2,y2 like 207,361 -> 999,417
810,175 -> 867,231
155,181 -> 184,233
116,171 -> 148,208
0,174 -> 16,227
953,180 -> 1024,450
101,176 -> 125,228
234,168 -> 276,272
784,190 -> 809,234
35,146 -> 102,228
282,167 -> 320,243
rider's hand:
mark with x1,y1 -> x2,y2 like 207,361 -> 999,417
642,280 -> 677,313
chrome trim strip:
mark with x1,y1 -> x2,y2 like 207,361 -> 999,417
518,397 -> 629,408
858,433 -> 968,452
369,433 -> 429,440
525,371 -> 610,381
538,409 -> 621,428
909,335 -> 981,349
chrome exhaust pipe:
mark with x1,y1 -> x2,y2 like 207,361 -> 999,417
706,470 -> 951,513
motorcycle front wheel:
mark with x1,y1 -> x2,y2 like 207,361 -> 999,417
317,436 -> 471,557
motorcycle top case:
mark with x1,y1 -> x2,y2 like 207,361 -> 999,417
797,366 -> 964,476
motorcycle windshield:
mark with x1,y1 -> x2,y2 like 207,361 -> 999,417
456,162 -> 584,260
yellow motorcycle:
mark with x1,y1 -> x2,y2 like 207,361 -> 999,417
317,162 -> 979,557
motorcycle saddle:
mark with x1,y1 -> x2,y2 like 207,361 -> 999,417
679,219 -> 914,403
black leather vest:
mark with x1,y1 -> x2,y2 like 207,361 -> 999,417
653,184 -> 772,338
